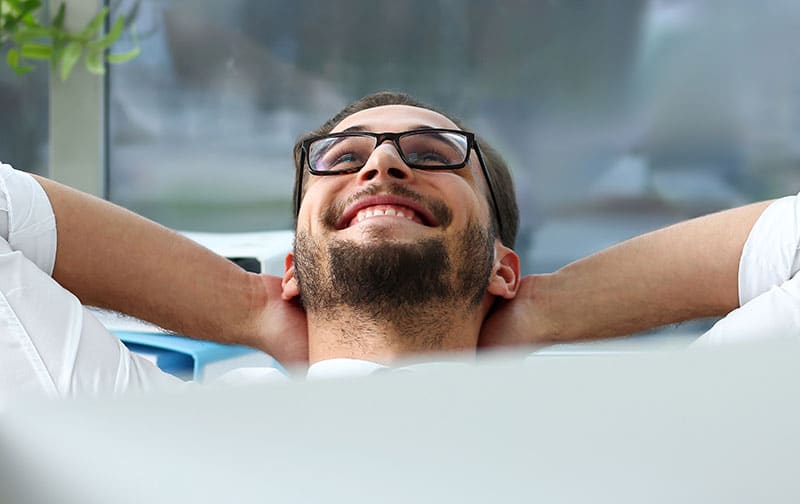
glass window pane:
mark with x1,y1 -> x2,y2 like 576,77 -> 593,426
0,63 -> 49,175
108,0 -> 800,310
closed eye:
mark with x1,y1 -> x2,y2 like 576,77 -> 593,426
407,150 -> 451,165
320,147 -> 367,171
332,152 -> 360,166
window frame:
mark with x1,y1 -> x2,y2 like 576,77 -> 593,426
47,0 -> 107,197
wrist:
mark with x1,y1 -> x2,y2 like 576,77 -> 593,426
524,271 -> 584,343
233,271 -> 272,350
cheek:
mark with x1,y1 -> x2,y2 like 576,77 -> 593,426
298,178 -> 345,229
434,174 -> 491,227
297,181 -> 324,228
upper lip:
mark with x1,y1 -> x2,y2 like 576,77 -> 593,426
336,194 -> 440,229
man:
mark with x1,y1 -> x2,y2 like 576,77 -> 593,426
282,92 -> 520,365
0,91 -> 797,403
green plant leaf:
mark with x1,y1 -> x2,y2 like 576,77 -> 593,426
59,40 -> 80,80
50,38 -> 66,70
6,46 -> 18,66
17,0 -> 40,25
3,0 -> 23,14
20,42 -> 51,59
51,1 -> 65,30
79,5 -> 107,39
85,47 -> 104,74
11,26 -> 51,44
19,0 -> 41,12
2,12 -> 20,32
3,0 -> 41,41
6,47 -> 34,74
15,0 -> 39,16
87,14 -> 123,50
3,0 -> 139,79
13,64 -> 33,75
50,4 -> 68,52
107,44 -> 139,64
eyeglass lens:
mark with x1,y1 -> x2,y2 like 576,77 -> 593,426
309,131 -> 469,173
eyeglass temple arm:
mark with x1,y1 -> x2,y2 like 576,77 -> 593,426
473,144 -> 505,240
294,150 -> 305,219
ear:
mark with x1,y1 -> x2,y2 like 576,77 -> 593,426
487,241 -> 520,299
281,252 -> 301,301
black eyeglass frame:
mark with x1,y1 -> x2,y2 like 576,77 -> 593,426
295,128 -> 504,239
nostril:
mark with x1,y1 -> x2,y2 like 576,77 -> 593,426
359,164 -> 408,181
388,167 -> 407,179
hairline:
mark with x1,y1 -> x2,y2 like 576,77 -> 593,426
329,105 -> 463,134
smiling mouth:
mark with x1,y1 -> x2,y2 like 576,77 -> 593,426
349,204 -> 427,228
328,185 -> 450,231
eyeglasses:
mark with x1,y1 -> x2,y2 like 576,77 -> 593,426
296,128 -> 504,238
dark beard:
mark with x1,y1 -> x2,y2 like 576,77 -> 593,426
293,224 -> 495,348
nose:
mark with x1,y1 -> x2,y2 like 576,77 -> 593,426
356,141 -> 414,183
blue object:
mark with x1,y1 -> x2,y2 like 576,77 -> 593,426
114,330 -> 282,381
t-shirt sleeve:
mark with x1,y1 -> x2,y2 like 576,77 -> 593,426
694,273 -> 800,346
0,162 -> 57,275
695,194 -> 800,346
737,193 -> 800,305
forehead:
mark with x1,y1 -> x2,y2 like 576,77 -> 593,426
330,105 -> 461,133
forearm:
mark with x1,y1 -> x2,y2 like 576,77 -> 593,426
533,201 -> 773,341
34,176 -> 267,348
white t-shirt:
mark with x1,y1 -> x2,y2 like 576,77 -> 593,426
694,195 -> 800,345
0,163 -> 187,406
0,163 -> 798,404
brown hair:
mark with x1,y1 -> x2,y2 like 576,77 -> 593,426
292,91 -> 519,248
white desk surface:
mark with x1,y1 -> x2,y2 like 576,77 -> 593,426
1,344 -> 798,503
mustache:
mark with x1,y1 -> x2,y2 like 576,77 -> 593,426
321,183 -> 453,229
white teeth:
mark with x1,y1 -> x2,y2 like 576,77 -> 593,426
353,206 -> 416,224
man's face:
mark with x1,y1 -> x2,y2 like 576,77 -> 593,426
296,105 -> 495,247
288,105 -> 497,332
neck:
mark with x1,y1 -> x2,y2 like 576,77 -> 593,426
306,302 -> 486,365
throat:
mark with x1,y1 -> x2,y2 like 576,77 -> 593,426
307,305 -> 479,365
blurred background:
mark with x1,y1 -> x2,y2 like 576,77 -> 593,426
3,0 -> 800,336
